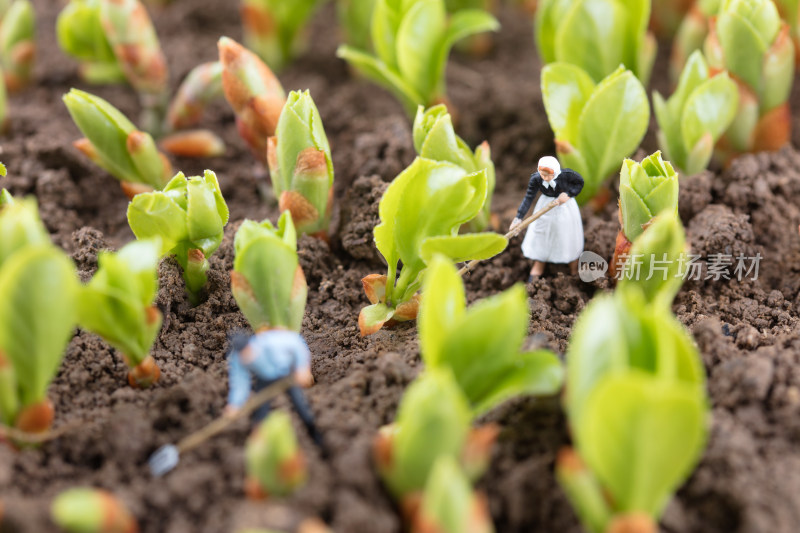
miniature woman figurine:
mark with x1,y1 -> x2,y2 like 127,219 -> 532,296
509,156 -> 585,281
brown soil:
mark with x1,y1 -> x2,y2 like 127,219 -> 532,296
3,2 -> 800,533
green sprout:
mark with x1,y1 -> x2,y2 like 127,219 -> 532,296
705,0 -> 795,158
51,488 -> 138,533
77,239 -> 163,388
358,157 -> 507,336
127,170 -> 229,305
241,0 -> 323,72
267,90 -> 334,239
617,214 -> 689,308
219,36 -> 287,163
336,0 -> 499,115
411,455 -> 495,533
561,285 -> 708,533
374,369 -> 497,503
232,212 -> 308,333
165,61 -> 223,132
245,411 -> 308,500
775,0 -> 800,55
654,51 -> 739,175
0,201 -> 78,434
0,0 -> 35,92
413,104 -> 494,232
63,89 -> 173,199
670,0 -> 720,82
535,0 -> 656,85
445,0 -> 497,56
541,64 -> 649,205
57,0 -> 169,134
611,152 -> 679,279
337,0 -> 377,51
419,256 -> 563,415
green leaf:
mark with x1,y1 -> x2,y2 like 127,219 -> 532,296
385,369 -> 472,498
396,0 -> 445,101
127,192 -> 188,254
681,72 -> 739,151
420,233 -> 508,264
0,246 -> 78,409
0,197 -> 50,268
246,411 -> 306,496
575,66 -> 649,201
716,10 -> 769,95
556,0 -> 626,82
541,63 -> 596,142
417,456 -> 489,533
418,256 -> 466,365
577,372 -> 707,516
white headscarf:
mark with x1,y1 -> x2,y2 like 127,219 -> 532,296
538,156 -> 561,188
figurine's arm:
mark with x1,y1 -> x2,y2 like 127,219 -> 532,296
293,342 -> 314,388
556,172 -> 584,204
510,173 -> 541,230
227,351 -> 251,409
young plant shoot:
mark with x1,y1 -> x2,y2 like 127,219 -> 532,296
411,455 -> 494,533
267,90 -> 334,239
58,0 -> 169,134
127,170 -> 229,304
245,410 -> 308,500
232,212 -> 308,333
611,152 -> 679,280
670,0 -> 720,82
78,239 -> 163,388
359,157 -> 507,336
445,0 -> 497,56
541,64 -> 649,205
0,201 -> 78,434
374,369 -> 497,505
704,0 -> 795,158
241,0 -> 323,72
63,89 -> 173,199
0,0 -> 35,91
413,104 -> 494,231
219,36 -> 286,163
562,283 -> 708,533
51,488 -> 138,533
336,0 -> 499,115
337,0 -> 376,51
535,0 -> 656,85
419,256 -> 563,415
654,51 -> 739,175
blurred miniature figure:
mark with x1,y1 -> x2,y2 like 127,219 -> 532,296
225,330 -> 322,445
510,156 -> 585,281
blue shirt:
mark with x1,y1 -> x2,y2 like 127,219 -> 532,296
227,330 -> 311,408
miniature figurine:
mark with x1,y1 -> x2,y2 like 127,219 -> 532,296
225,330 -> 323,445
510,156 -> 585,280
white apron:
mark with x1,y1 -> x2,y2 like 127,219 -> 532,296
521,194 -> 584,263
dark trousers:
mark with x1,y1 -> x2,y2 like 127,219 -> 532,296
251,379 -> 320,443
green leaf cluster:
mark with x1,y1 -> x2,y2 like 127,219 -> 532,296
419,256 -> 563,416
268,90 -> 334,236
0,199 -> 78,427
63,89 -> 170,190
535,0 -> 655,85
562,285 -> 708,532
654,51 -> 739,175
57,0 -> 124,84
242,0 -> 323,72
376,369 -> 474,499
413,104 -> 494,231
541,64 -> 650,204
617,214 -> 689,308
360,157 -> 507,334
0,0 -> 35,89
246,410 -> 307,496
127,170 -> 229,303
336,0 -> 499,115
77,239 -> 162,368
51,488 -> 137,533
705,0 -> 795,152
618,151 -> 679,242
414,455 -> 494,533
232,212 -> 307,332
